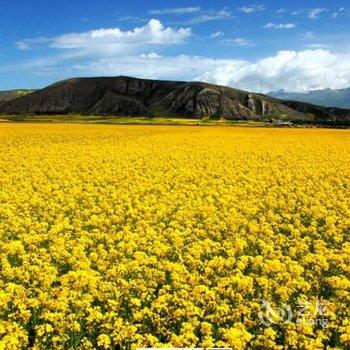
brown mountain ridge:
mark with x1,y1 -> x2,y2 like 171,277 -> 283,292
0,76 -> 349,124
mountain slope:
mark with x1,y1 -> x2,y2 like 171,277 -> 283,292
269,88 -> 350,109
0,89 -> 35,103
0,76 -> 349,123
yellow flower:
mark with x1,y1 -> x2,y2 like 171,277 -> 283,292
97,334 -> 111,349
0,124 -> 348,348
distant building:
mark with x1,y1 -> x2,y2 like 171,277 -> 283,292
271,118 -> 293,126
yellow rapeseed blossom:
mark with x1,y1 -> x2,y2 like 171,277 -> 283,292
0,123 -> 349,349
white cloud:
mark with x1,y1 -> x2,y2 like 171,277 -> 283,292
140,52 -> 162,59
196,49 -> 350,92
332,7 -> 345,18
210,31 -> 224,38
223,38 -> 253,47
16,19 -> 191,56
68,55 -> 230,82
276,8 -> 287,14
14,22 -> 350,93
238,5 -> 265,14
233,38 -> 252,47
32,49 -> 349,93
187,8 -> 232,24
149,7 -> 201,15
264,23 -> 296,29
53,19 -> 190,49
15,37 -> 51,50
308,8 -> 326,19
292,8 -> 328,19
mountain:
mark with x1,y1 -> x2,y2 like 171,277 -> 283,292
0,76 -> 349,124
0,89 -> 35,103
269,88 -> 350,109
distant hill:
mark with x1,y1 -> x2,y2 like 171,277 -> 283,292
0,76 -> 349,125
269,88 -> 350,109
0,89 -> 35,103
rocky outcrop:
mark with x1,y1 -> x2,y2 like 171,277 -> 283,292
0,76 -> 349,123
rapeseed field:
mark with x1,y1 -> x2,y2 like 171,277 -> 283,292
0,124 -> 349,349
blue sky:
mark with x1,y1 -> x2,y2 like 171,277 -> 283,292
1,0 -> 349,92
